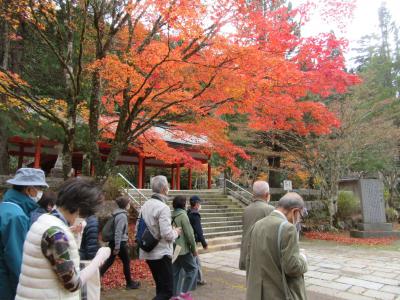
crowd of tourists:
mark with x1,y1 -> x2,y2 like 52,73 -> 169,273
0,168 -> 307,300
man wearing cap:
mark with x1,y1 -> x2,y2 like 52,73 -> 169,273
239,180 -> 274,271
187,195 -> 208,285
0,168 -> 48,300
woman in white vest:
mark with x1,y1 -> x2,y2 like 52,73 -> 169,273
16,178 -> 111,300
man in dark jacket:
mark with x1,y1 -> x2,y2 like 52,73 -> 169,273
187,195 -> 207,285
80,214 -> 99,260
0,168 -> 48,300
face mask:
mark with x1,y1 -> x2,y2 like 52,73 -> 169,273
29,189 -> 43,203
292,210 -> 300,226
198,204 -> 201,211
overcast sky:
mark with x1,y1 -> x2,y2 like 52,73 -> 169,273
295,0 -> 400,64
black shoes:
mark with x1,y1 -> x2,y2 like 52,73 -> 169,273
126,281 -> 141,289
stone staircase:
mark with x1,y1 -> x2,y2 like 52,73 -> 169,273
134,189 -> 244,252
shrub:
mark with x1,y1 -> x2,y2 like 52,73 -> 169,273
337,191 -> 360,220
103,176 -> 126,201
386,207 -> 399,223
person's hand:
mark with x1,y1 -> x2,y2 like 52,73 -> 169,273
299,248 -> 307,262
96,247 -> 111,265
113,249 -> 120,256
193,250 -> 198,257
203,245 -> 208,250
70,223 -> 83,234
175,227 -> 182,236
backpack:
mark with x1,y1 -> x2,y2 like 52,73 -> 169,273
136,214 -> 159,252
101,212 -> 125,242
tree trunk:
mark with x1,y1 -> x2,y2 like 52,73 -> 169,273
0,19 -> 10,174
62,4 -> 76,179
88,71 -> 102,176
62,128 -> 74,179
0,116 -> 10,174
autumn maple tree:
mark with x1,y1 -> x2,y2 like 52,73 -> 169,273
88,0 -> 359,175
0,0 -> 360,177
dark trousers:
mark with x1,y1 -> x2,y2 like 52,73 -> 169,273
100,241 -> 133,285
146,255 -> 173,300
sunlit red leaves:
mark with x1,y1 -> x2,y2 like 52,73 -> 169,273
101,259 -> 153,290
304,231 -> 398,246
102,224 -> 154,290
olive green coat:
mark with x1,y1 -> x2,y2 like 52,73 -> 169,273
239,200 -> 274,270
171,209 -> 196,256
246,211 -> 307,300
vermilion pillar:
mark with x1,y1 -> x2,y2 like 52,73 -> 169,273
171,167 -> 175,190
188,168 -> 192,190
33,139 -> 41,169
207,162 -> 211,189
142,158 -> 146,188
176,164 -> 181,190
90,161 -> 95,176
18,145 -> 24,168
138,155 -> 144,189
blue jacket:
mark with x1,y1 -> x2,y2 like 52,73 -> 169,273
30,207 -> 48,225
79,215 -> 99,260
0,189 -> 39,300
187,208 -> 207,248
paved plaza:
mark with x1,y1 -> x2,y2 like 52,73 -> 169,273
199,241 -> 400,300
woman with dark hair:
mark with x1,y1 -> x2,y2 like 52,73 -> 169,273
100,196 -> 140,290
30,191 -> 57,225
15,178 -> 111,300
171,196 -> 198,300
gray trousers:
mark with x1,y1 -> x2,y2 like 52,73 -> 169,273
173,253 -> 198,296
195,255 -> 203,282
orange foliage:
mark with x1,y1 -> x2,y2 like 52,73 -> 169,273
2,0 -> 361,173
91,0 -> 359,171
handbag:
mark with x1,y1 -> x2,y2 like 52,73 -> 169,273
277,221 -> 293,300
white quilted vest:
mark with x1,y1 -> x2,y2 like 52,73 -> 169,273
16,213 -> 80,300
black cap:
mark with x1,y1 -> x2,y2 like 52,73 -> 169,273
190,195 -> 202,204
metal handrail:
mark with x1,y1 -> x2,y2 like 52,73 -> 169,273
117,173 -> 148,207
224,179 -> 253,205
225,179 -> 253,196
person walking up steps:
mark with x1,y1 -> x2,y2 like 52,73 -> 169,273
187,195 -> 207,285
100,196 -> 141,290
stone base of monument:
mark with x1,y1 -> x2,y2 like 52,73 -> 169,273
350,223 -> 400,238
50,167 -> 64,178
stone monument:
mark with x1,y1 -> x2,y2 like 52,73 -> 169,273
49,144 -> 64,178
340,178 -> 400,238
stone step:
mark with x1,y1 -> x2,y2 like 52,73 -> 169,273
201,212 -> 243,218
202,216 -> 242,223
200,204 -> 243,209
204,230 -> 243,239
201,208 -> 243,213
136,189 -> 224,196
200,199 -> 238,204
203,225 -> 243,233
198,241 -> 241,254
205,235 -> 242,246
202,220 -> 242,228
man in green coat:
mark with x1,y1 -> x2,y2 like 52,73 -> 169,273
239,180 -> 274,270
246,192 -> 308,300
